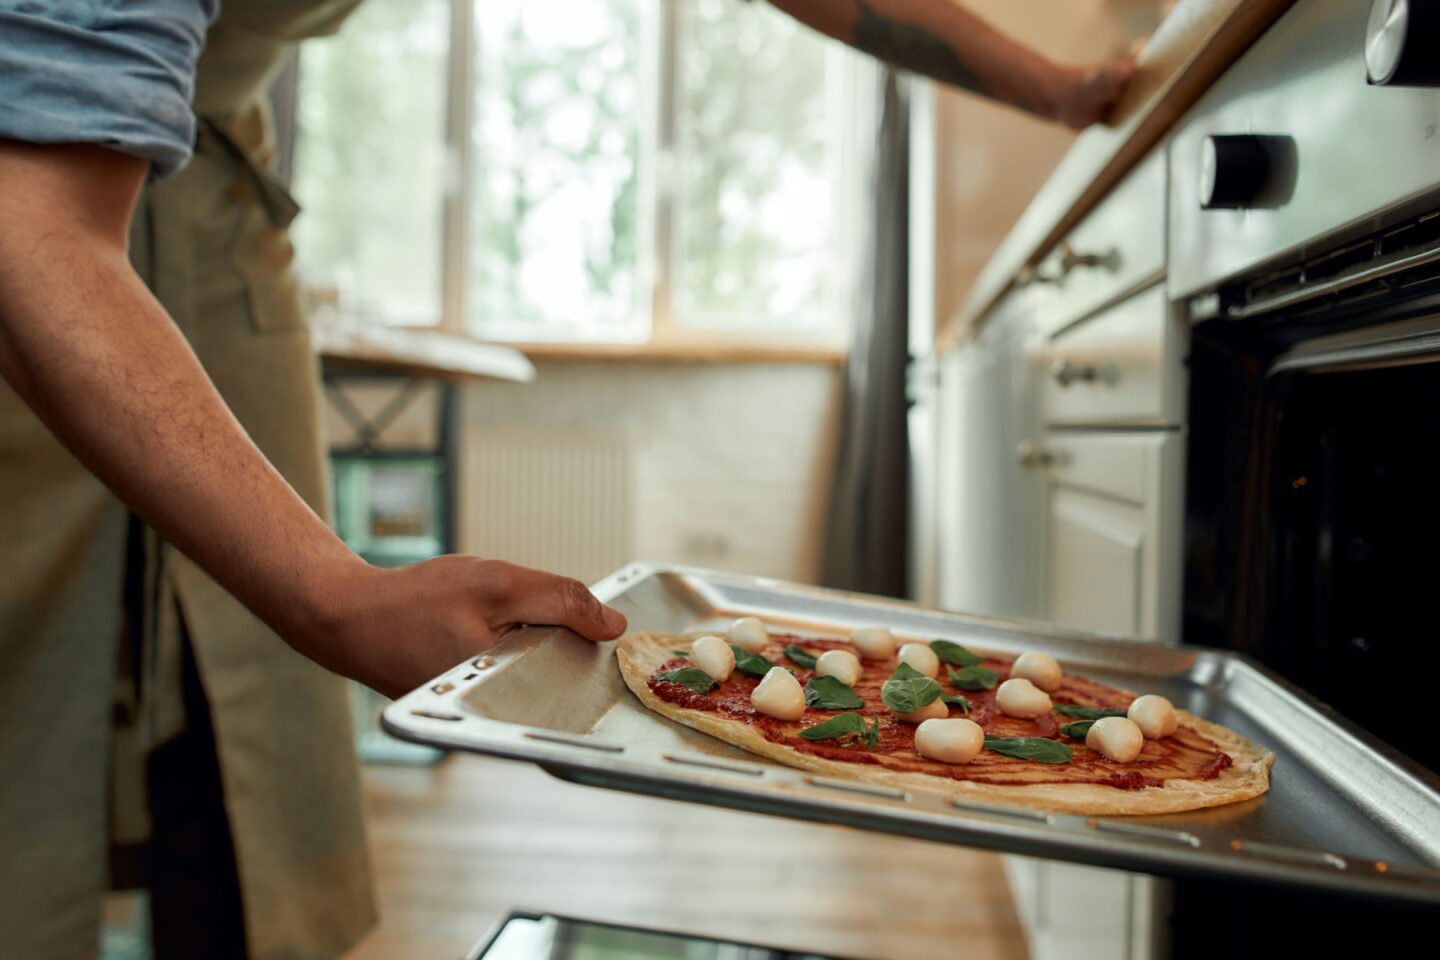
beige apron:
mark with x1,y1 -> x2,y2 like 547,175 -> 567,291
0,1 -> 374,957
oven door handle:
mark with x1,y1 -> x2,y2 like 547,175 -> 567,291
1225,243 -> 1440,320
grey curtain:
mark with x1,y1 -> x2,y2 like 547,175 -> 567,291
821,70 -> 910,598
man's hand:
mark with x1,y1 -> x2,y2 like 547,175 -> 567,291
295,558 -> 627,700
0,139 -> 625,699
1047,55 -> 1137,129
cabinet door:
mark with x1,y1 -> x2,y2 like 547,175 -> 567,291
933,293 -> 1046,621
1004,857 -> 1164,960
907,354 -> 941,606
1041,284 -> 1188,428
1040,431 -> 1184,642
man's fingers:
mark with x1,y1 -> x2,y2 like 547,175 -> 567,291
1084,57 -> 1133,104
1106,54 -> 1138,95
500,564 -> 627,641
556,575 -> 628,640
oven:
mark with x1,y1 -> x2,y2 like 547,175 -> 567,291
1168,0 -> 1440,949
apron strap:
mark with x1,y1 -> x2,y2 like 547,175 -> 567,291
196,116 -> 301,229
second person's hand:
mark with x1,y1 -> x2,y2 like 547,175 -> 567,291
1048,54 -> 1138,129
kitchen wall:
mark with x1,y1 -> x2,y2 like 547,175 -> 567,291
457,361 -> 843,586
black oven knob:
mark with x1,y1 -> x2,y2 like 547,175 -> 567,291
1199,135 -> 1270,210
1366,0 -> 1440,86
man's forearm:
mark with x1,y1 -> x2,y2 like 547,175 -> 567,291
0,140 -> 628,698
850,0 -> 992,96
0,142 -> 362,649
769,0 -> 1119,126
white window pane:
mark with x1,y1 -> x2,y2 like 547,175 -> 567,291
468,0 -> 650,342
292,0 -> 450,327
675,0 -> 835,330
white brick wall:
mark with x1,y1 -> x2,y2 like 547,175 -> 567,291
460,361 -> 842,586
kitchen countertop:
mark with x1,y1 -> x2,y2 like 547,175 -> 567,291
947,0 -> 1296,347
312,319 -> 536,383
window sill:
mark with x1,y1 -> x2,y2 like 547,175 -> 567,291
509,337 -> 848,366
312,316 -> 848,375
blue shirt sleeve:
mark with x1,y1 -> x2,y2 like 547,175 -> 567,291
0,0 -> 219,178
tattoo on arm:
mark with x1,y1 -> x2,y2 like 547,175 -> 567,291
851,1 -> 987,95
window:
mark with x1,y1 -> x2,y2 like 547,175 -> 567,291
468,0 -> 647,340
293,0 -> 451,327
293,0 -> 875,347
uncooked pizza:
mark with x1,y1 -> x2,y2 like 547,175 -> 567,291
617,620 -> 1274,816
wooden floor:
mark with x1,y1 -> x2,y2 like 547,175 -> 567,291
345,754 -> 1029,960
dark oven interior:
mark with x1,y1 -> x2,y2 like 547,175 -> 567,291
1184,216 -> 1440,778
1259,354 -> 1440,772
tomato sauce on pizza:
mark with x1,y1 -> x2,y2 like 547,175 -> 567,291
647,634 -> 1233,792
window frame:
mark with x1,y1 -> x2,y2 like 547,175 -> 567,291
297,0 -> 876,357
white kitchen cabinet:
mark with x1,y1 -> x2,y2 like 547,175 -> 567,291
1005,857 -> 1166,960
1039,430 -> 1186,642
1041,284 -> 1187,428
907,352 -> 942,607
1024,278 -> 1189,642
1030,149 -> 1168,338
932,289 -> 1046,622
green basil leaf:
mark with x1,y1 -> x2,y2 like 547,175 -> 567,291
1060,720 -> 1096,739
947,665 -> 1000,691
941,693 -> 973,713
929,639 -> 983,667
654,667 -> 717,696
865,713 -> 881,748
784,644 -> 819,670
670,650 -> 689,658
983,736 -> 1073,764
729,644 -> 775,678
799,712 -> 869,741
881,665 -> 943,714
891,661 -> 925,681
1054,705 -> 1128,720
804,675 -> 865,710
911,679 -> 944,707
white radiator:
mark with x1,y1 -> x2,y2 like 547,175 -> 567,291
461,429 -> 633,586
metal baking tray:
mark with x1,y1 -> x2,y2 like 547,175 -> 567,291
383,564 -> 1440,904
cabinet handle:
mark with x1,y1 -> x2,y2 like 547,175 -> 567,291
1050,358 -> 1120,387
1059,242 -> 1119,274
1016,441 -> 1054,469
1018,244 -> 1118,286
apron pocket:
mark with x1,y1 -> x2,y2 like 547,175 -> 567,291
200,117 -> 308,336
231,211 -> 309,336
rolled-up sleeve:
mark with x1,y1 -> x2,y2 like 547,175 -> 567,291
0,0 -> 219,178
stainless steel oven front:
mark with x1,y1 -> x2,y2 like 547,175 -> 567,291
1168,0 -> 1440,953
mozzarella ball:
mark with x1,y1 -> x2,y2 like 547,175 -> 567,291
815,649 -> 863,687
1010,651 -> 1063,692
689,635 -> 735,683
1086,716 -> 1145,763
728,617 -> 770,652
897,643 -> 941,679
851,626 -> 898,660
894,699 -> 949,725
915,718 -> 985,764
1127,694 -> 1179,740
751,667 -> 805,721
995,678 -> 1053,719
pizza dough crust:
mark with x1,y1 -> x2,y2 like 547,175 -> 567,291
617,631 -> 1275,817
